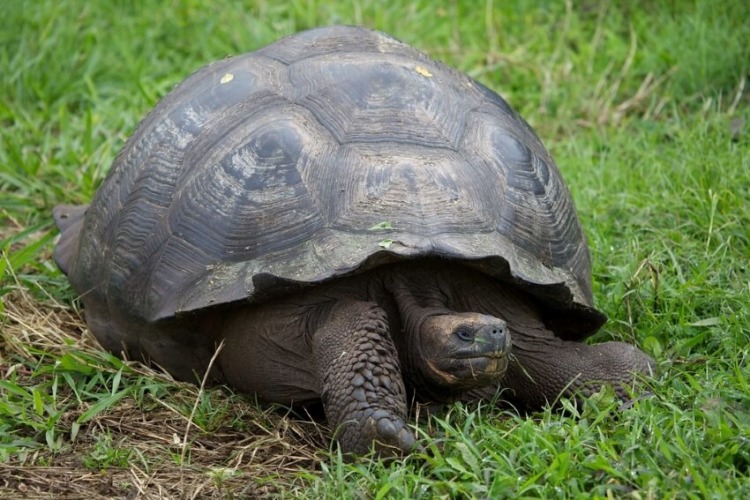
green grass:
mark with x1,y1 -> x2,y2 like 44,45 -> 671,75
1,0 -> 748,497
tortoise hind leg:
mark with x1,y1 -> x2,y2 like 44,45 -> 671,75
312,299 -> 415,456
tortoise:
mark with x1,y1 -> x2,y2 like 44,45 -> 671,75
53,26 -> 654,455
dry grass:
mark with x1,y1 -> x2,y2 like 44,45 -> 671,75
1,287 -> 327,498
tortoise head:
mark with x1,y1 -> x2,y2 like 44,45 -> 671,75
414,312 -> 512,390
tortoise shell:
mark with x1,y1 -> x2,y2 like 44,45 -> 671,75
55,26 -> 605,339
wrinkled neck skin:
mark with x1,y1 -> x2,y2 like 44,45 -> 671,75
387,276 -> 471,403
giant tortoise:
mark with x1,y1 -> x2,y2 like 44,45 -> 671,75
53,26 -> 654,455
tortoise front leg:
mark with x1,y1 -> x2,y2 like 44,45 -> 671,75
312,300 -> 415,456
472,333 -> 655,409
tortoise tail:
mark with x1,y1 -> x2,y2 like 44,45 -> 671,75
52,204 -> 89,276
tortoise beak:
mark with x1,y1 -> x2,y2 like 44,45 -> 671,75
476,323 -> 512,356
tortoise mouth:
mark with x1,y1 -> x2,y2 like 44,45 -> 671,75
484,357 -> 508,375
468,354 -> 509,370
451,338 -> 512,361
425,354 -> 510,389
450,353 -> 510,379
454,350 -> 509,360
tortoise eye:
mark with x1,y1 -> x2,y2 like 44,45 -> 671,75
454,327 -> 474,342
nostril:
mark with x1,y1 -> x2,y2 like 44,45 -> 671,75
491,327 -> 505,336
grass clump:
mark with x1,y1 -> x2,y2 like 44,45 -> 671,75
2,0 -> 748,497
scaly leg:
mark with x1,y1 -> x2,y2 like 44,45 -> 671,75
312,299 -> 415,455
